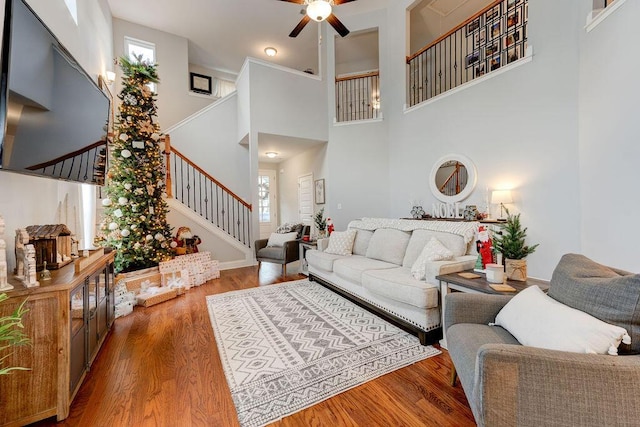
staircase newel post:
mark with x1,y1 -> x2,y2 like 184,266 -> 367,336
163,134 -> 172,198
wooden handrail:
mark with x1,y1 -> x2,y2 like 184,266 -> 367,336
439,162 -> 462,194
335,70 -> 379,83
27,139 -> 106,170
162,135 -> 173,198
406,0 -> 502,63
169,145 -> 252,211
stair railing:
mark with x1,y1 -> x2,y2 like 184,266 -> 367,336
407,0 -> 528,107
162,135 -> 252,247
335,71 -> 380,123
27,139 -> 108,184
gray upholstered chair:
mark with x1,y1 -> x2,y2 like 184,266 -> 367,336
445,254 -> 640,427
255,225 -> 309,276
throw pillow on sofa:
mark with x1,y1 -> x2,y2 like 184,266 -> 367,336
548,253 -> 640,354
365,228 -> 411,265
325,229 -> 357,256
492,285 -> 631,355
411,237 -> 454,280
267,232 -> 298,247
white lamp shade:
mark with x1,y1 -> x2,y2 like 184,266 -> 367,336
491,190 -> 513,204
307,0 -> 332,22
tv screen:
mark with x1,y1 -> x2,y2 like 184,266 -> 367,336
0,0 -> 110,185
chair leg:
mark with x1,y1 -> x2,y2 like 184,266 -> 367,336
282,264 -> 287,277
450,365 -> 458,386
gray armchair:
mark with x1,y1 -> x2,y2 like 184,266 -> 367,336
255,225 -> 309,276
444,254 -> 640,427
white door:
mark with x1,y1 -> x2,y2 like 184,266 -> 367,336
298,174 -> 313,227
258,170 -> 278,239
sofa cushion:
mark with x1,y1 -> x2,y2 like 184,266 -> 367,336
402,229 -> 468,267
325,229 -> 357,256
306,249 -> 346,272
351,229 -> 374,256
411,237 -> 454,280
362,267 -> 439,309
266,232 -> 298,247
494,285 -> 630,355
365,228 -> 411,265
333,256 -> 397,284
549,253 -> 640,354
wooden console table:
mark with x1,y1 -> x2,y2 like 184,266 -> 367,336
0,251 -> 115,426
437,269 -> 549,348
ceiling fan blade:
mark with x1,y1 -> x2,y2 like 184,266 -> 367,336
279,0 -> 305,3
333,0 -> 358,4
289,15 -> 311,38
326,13 -> 350,37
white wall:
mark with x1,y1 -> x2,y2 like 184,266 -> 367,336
578,0 -> 639,272
276,144 -> 327,224
112,18 -> 213,129
0,0 -> 113,272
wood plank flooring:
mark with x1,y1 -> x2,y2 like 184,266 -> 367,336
30,263 -> 476,427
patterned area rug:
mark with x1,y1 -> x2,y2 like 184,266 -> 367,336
206,279 -> 440,427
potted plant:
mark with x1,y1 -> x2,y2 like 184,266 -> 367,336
0,293 -> 30,375
492,208 -> 539,281
314,208 -> 327,238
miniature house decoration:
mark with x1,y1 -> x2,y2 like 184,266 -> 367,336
25,224 -> 73,270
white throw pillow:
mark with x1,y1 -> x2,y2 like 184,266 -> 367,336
493,285 -> 631,355
266,232 -> 298,247
325,229 -> 357,256
411,237 -> 454,280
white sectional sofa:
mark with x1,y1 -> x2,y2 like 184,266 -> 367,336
307,218 -> 479,344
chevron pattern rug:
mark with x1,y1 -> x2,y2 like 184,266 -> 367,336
206,279 -> 440,427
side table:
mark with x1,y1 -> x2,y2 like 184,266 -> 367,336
437,270 -> 549,348
299,240 -> 317,275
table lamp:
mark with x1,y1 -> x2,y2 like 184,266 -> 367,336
491,190 -> 513,221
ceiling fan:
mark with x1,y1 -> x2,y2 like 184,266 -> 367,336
279,0 -> 356,38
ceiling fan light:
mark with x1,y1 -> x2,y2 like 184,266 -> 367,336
307,0 -> 332,22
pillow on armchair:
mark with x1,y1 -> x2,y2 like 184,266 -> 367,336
266,232 -> 298,247
549,254 -> 640,354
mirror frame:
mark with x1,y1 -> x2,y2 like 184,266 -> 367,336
429,154 -> 477,203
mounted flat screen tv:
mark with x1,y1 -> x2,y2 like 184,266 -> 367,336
0,0 -> 110,185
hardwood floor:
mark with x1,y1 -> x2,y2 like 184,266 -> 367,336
31,263 -> 476,427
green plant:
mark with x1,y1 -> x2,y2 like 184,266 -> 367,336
0,293 -> 30,375
492,208 -> 539,260
314,208 -> 326,231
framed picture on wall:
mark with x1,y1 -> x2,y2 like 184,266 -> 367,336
189,72 -> 212,95
315,179 -> 325,204
485,4 -> 501,22
474,29 -> 486,49
466,17 -> 481,35
465,51 -> 480,68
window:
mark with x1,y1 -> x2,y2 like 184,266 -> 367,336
124,37 -> 156,91
64,0 -> 77,25
258,175 -> 271,223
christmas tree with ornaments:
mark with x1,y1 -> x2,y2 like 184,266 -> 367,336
97,55 -> 173,273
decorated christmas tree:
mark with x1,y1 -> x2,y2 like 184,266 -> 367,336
98,56 -> 173,273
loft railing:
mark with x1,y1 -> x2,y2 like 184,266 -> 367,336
162,135 -> 252,247
335,71 -> 380,123
27,139 -> 108,184
407,0 -> 528,107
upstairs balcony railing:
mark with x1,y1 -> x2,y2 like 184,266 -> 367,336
407,0 -> 528,107
335,71 -> 380,123
162,135 -> 252,247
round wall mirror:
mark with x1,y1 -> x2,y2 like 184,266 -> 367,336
429,154 -> 477,203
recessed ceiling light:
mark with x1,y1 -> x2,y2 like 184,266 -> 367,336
264,47 -> 277,57
265,152 -> 278,158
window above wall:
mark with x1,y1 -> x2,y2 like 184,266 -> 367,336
64,0 -> 77,25
124,37 -> 157,91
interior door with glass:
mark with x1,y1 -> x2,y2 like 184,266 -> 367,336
258,170 -> 278,239
298,173 -> 313,227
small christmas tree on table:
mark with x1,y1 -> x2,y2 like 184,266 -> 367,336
98,56 -> 173,273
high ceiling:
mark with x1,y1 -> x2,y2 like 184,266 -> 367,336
107,0 -> 389,76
